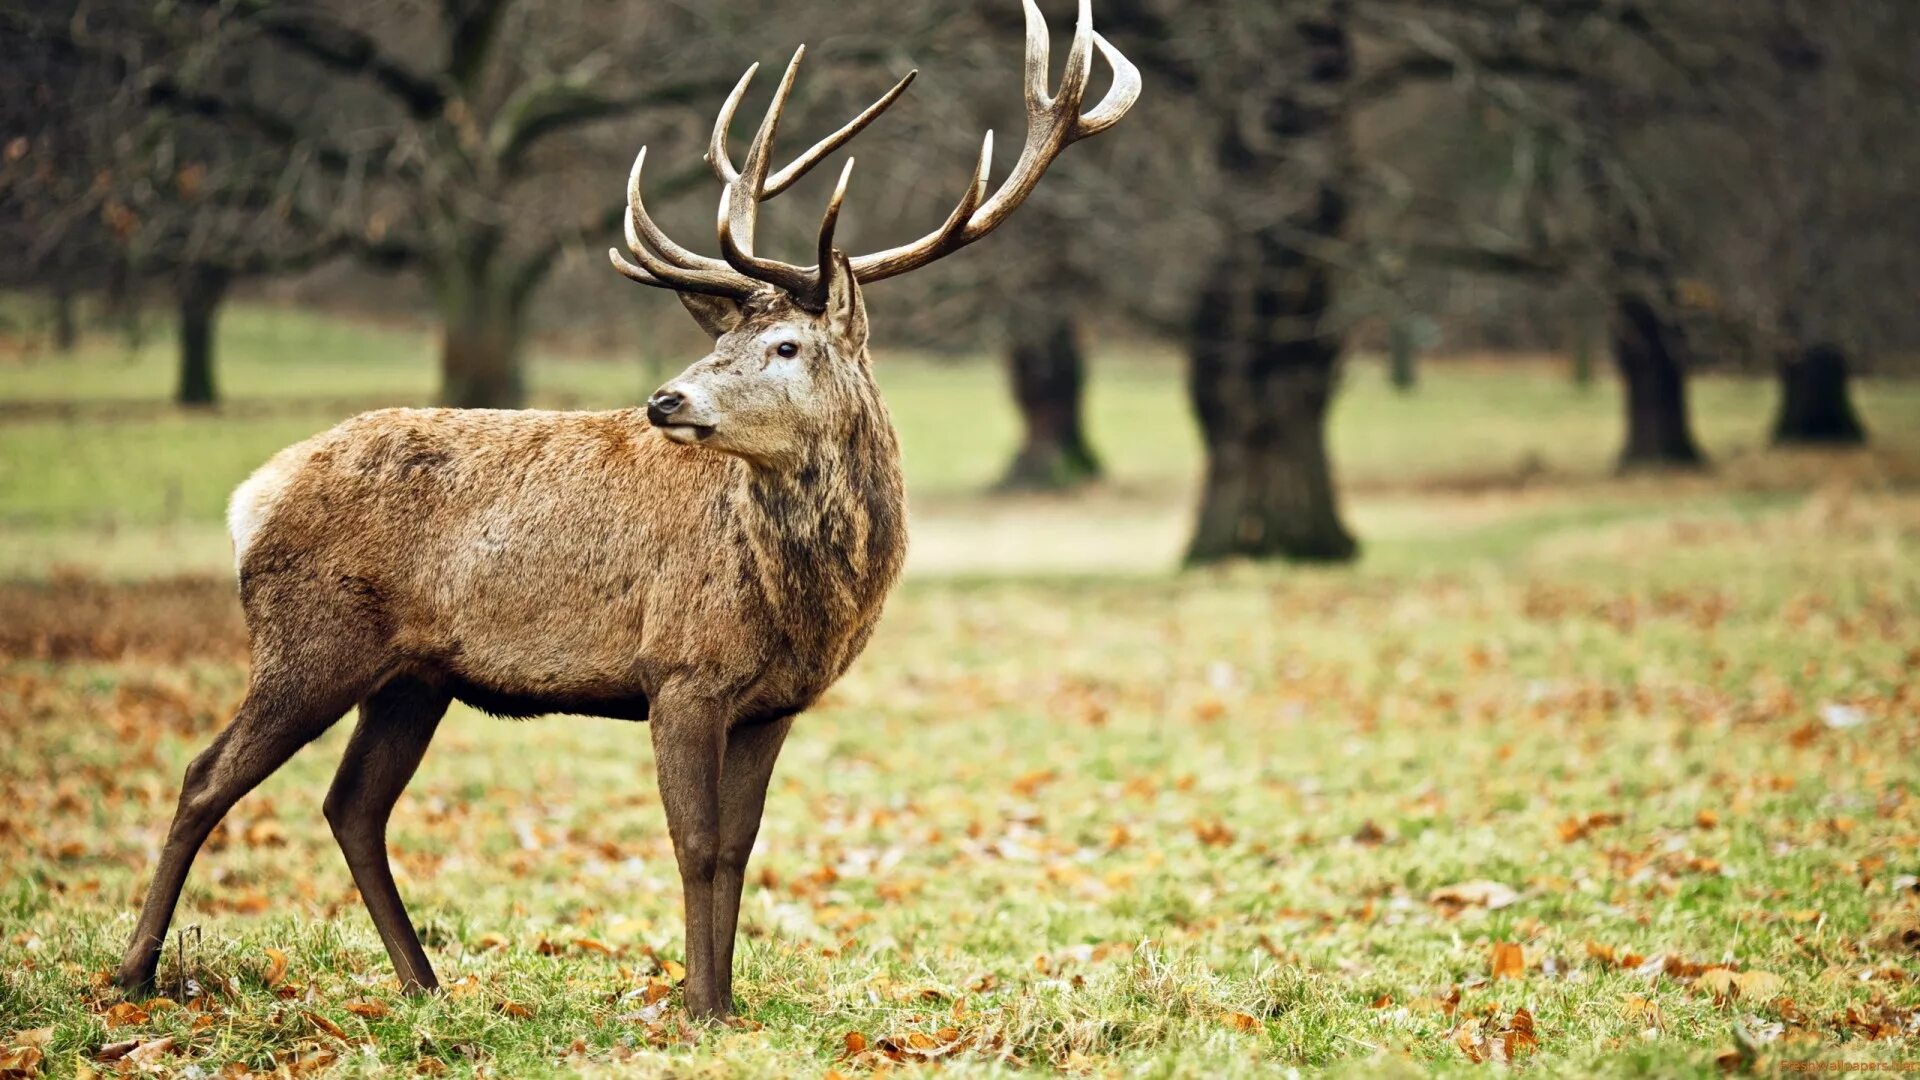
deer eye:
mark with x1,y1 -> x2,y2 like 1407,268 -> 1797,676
774,341 -> 799,358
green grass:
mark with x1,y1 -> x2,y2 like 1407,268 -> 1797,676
5,305 -> 1920,579
2,306 -> 1920,1076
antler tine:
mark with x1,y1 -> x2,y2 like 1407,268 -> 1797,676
612,145 -> 759,299
815,159 -> 854,280
765,71 -> 915,198
706,64 -> 760,187
716,48 -> 820,298
708,54 -> 916,201
1022,0 -> 1052,110
624,147 -> 734,276
1078,32 -> 1141,136
847,0 -> 1138,284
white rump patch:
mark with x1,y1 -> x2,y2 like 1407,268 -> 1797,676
227,454 -> 297,572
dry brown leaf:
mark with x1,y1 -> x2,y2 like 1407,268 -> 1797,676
262,947 -> 289,989
1428,880 -> 1520,911
1221,1011 -> 1260,1033
0,1045 -> 43,1079
101,1003 -> 148,1028
1504,1007 -> 1538,1057
304,1011 -> 348,1040
94,1041 -> 139,1062
1491,941 -> 1526,980
125,1037 -> 175,1065
499,1001 -> 536,1019
841,1032 -> 868,1058
659,960 -> 686,983
1695,969 -> 1739,1001
1622,994 -> 1667,1031
343,999 -> 390,1019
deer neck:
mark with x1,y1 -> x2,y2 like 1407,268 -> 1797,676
733,392 -> 906,659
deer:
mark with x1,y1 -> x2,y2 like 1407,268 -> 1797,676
115,0 -> 1138,1021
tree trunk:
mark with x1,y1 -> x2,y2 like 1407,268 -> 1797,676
1571,324 -> 1595,390
1611,292 -> 1705,471
1388,319 -> 1417,393
436,265 -> 526,409
997,309 -> 1100,491
1186,226 -> 1358,564
1772,343 -> 1866,446
176,265 -> 229,407
51,284 -> 78,353
1181,3 -> 1359,565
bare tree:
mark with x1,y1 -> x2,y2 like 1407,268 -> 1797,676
122,0 -> 758,408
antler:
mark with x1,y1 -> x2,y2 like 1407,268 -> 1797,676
848,0 -> 1140,282
610,0 -> 1139,308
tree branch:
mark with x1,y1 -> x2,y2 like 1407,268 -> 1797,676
443,0 -> 513,95
492,71 -> 734,177
246,7 -> 446,119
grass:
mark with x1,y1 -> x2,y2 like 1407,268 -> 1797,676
2,306 -> 1920,1076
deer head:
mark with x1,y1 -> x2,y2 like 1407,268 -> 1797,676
613,0 -> 1141,465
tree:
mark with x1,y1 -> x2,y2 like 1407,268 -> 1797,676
5,5 -> 353,405
130,0 -> 750,408
1099,0 -> 1361,563
998,299 -> 1100,491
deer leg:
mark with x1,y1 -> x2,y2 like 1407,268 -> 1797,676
650,709 -> 727,1020
710,715 -> 793,1017
117,656 -> 378,991
323,676 -> 450,993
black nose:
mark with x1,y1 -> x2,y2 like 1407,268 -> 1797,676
646,390 -> 683,426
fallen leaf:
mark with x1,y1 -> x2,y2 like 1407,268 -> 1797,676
343,999 -> 389,1019
262,947 -> 289,989
1491,942 -> 1526,980
1429,880 -> 1520,911
304,1011 -> 348,1040
1221,1011 -> 1260,1032
1735,971 -> 1784,1000
1504,1007 -> 1538,1057
0,1045 -> 42,1079
126,1037 -> 175,1064
499,1001 -> 536,1019
94,1041 -> 139,1062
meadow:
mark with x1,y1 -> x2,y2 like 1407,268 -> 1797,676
2,308 -> 1918,1077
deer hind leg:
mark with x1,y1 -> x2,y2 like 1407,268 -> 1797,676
116,621 -> 388,991
710,715 -> 793,1018
323,675 -> 449,992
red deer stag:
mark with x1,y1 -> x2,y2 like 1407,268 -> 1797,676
117,0 -> 1138,1020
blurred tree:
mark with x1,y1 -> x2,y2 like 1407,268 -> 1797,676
4,5 -> 353,404
992,216 -> 1101,492
1732,2 -> 1916,447
119,0 -> 744,408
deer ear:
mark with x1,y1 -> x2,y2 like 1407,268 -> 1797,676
823,250 -> 867,353
678,292 -> 745,340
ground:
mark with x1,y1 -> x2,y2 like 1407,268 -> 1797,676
1,309 -> 1918,1077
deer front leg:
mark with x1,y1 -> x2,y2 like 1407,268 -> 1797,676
650,704 -> 728,1020
711,715 -> 793,1017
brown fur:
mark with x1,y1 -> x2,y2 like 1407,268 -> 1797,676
117,287 -> 905,1020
